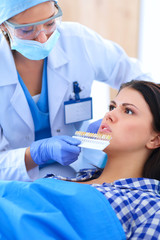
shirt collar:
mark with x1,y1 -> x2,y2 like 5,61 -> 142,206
108,178 -> 160,195
45,167 -> 160,196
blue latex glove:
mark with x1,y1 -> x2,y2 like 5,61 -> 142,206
87,119 -> 102,133
30,136 -> 81,166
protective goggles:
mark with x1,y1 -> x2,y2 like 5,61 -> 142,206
4,2 -> 62,40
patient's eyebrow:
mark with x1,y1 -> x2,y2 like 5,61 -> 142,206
122,103 -> 139,110
110,101 -> 139,110
110,100 -> 116,105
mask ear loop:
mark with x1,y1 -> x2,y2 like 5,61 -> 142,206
2,23 -> 13,39
0,23 -> 12,46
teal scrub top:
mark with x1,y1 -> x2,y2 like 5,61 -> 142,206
17,58 -> 51,141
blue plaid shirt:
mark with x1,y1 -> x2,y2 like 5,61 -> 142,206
45,169 -> 160,239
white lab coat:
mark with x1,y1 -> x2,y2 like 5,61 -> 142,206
0,22 -> 152,181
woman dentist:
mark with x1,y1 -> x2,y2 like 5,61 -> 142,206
0,0 -> 152,181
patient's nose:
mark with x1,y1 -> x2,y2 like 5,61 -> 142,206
105,110 -> 118,123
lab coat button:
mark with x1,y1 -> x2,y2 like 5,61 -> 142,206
56,129 -> 61,133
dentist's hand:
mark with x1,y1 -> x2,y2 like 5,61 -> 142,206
30,136 -> 81,166
87,119 -> 102,133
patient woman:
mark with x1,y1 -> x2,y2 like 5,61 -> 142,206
47,80 -> 160,239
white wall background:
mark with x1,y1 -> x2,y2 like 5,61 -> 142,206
139,0 -> 160,83
91,81 -> 109,121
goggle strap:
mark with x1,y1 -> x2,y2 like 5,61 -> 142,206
5,4 -> 62,29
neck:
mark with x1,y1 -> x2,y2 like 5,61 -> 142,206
13,50 -> 44,68
89,150 -> 150,184
13,51 -> 44,96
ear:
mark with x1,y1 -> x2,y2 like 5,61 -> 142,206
146,134 -> 160,150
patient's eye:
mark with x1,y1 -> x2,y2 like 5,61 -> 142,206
109,104 -> 116,111
125,108 -> 133,115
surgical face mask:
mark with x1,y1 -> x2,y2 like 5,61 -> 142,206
10,29 -> 60,60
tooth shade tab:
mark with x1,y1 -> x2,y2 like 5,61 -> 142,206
73,131 -> 111,150
75,131 -> 111,140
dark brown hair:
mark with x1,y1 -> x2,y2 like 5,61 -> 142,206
119,80 -> 160,180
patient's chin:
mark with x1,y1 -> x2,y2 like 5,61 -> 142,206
103,147 -> 108,153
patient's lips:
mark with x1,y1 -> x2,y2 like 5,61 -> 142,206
99,124 -> 112,134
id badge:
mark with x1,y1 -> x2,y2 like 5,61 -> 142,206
64,97 -> 92,124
